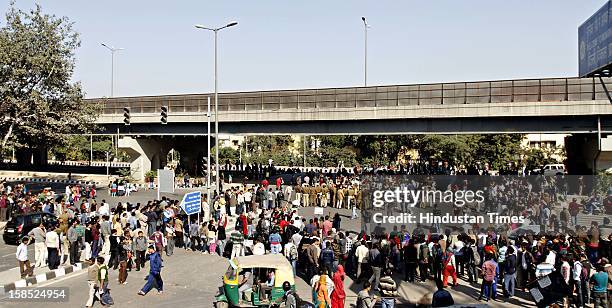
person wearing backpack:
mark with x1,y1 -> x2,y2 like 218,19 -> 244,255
284,241 -> 298,276
418,239 -> 430,282
282,281 -> 298,308
479,253 -> 498,302
403,239 -> 418,283
467,239 -> 480,284
578,254 -> 591,307
368,243 -> 383,291
97,256 -> 112,305
432,242 -> 444,282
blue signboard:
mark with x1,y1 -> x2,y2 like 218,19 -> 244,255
180,191 -> 202,215
579,0 -> 612,77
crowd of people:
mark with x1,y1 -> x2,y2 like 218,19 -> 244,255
2,168 -> 612,307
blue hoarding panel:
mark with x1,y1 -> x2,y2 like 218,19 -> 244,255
579,1 -> 612,77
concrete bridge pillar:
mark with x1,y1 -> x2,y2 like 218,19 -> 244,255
565,134 -> 612,174
118,137 -> 169,182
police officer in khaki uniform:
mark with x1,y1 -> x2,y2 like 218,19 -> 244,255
294,184 -> 302,207
302,184 -> 310,207
315,184 -> 322,207
321,184 -> 329,207
309,184 -> 317,207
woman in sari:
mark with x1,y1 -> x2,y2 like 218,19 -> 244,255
314,272 -> 331,308
330,265 -> 346,308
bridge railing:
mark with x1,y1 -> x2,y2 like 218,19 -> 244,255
92,77 -> 611,115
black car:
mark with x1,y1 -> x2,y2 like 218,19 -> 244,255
3,212 -> 58,245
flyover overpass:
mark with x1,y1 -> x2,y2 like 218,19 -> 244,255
92,77 -> 612,135
85,77 -> 612,180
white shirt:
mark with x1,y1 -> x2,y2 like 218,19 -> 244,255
355,245 -> 369,263
45,231 -> 60,248
453,240 -> 465,254
545,251 -> 556,265
244,192 -> 252,202
99,203 -> 110,216
572,261 -> 583,281
16,243 -> 28,261
253,243 -> 265,255
561,261 -> 571,284
291,233 -> 303,247
284,242 -> 296,259
293,219 -> 303,230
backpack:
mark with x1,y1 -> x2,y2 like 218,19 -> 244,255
419,244 -> 429,261
433,245 -> 444,263
579,262 -> 589,282
471,246 -> 481,265
288,245 -> 298,261
235,218 -> 244,231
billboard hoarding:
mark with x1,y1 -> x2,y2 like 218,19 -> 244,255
579,0 -> 612,77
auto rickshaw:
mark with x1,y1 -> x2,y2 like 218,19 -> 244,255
215,254 -> 295,308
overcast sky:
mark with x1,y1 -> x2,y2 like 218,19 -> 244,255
2,0 -> 605,98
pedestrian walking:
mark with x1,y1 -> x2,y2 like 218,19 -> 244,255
132,231 -> 147,271
138,245 -> 164,295
331,265 -> 346,308
230,226 -> 245,259
85,257 -> 100,308
16,237 -> 33,279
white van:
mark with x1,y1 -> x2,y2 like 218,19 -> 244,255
542,164 -> 566,176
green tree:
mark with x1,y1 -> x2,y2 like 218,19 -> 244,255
244,136 -> 297,165
214,146 -> 238,164
0,3 -> 100,165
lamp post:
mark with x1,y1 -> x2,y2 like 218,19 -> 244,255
195,21 -> 238,196
207,96 -> 211,202
100,43 -> 124,98
361,17 -> 369,87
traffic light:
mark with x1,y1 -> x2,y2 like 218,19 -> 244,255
160,106 -> 168,124
123,107 -> 130,125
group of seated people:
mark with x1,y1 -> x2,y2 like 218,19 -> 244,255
237,268 -> 276,303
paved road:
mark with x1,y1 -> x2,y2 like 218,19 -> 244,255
0,249 -> 228,307
0,185 -> 187,281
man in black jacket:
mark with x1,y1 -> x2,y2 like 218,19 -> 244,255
404,239 -> 418,282
108,229 -> 123,270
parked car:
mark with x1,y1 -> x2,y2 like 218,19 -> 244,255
3,212 -> 58,245
542,164 -> 566,176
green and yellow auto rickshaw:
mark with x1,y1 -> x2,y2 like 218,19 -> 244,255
215,254 -> 295,308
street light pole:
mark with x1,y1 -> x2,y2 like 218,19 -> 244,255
214,29 -> 219,196
195,21 -> 238,196
100,43 -> 124,97
207,96 -> 211,202
361,17 -> 369,87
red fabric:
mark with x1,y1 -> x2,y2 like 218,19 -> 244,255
240,215 -> 248,235
331,265 -> 346,308
276,177 -> 282,189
